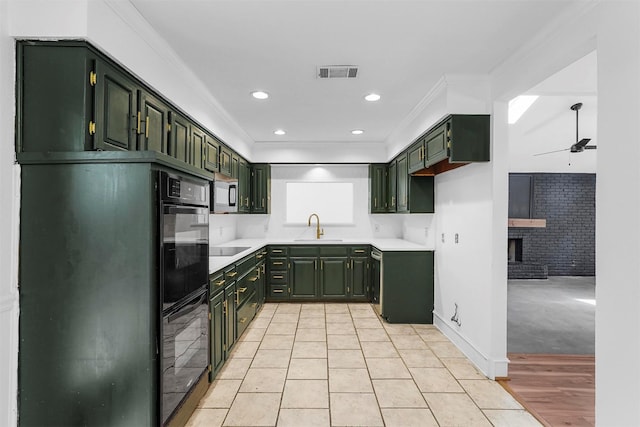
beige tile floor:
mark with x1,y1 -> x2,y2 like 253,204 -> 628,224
187,303 -> 541,427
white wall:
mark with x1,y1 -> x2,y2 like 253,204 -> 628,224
0,0 -> 19,424
490,1 -> 640,424
233,165 -> 435,245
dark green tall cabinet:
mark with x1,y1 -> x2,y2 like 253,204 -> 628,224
18,157 -> 162,426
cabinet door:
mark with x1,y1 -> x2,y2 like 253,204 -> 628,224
350,257 -> 369,299
320,258 -> 348,299
231,154 -> 239,179
225,283 -> 237,357
204,135 -> 219,173
238,159 -> 251,213
407,139 -> 425,173
138,90 -> 169,153
369,164 -> 387,213
94,60 -> 137,151
387,161 -> 397,212
191,126 -> 205,169
219,146 -> 232,176
210,291 -> 225,379
290,257 -> 317,299
396,154 -> 409,213
251,164 -> 270,214
425,124 -> 447,166
169,112 -> 190,163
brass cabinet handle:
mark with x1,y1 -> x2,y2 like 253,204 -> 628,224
214,279 -> 225,287
136,112 -> 141,134
354,250 -> 365,254
374,197 -> 377,208
249,277 -> 258,282
273,275 -> 284,279
257,254 -> 263,259
272,249 -> 283,254
238,287 -> 248,293
226,271 -> 238,277
273,289 -> 284,293
273,261 -> 283,266
239,317 -> 247,324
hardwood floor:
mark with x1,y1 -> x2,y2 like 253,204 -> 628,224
499,353 -> 595,427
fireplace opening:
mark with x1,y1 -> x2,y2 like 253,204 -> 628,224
508,238 -> 523,263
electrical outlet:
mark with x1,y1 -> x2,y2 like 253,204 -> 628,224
455,233 -> 459,244
441,233 -> 445,243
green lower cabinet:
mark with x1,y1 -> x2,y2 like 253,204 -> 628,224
210,291 -> 225,379
225,282 -> 237,355
349,257 -> 369,299
381,251 -> 434,324
320,257 -> 348,299
290,257 -> 318,299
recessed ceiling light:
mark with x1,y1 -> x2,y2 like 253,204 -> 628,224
274,129 -> 286,135
351,129 -> 364,135
251,91 -> 269,100
365,93 -> 381,102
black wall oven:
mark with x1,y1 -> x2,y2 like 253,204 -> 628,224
159,172 -> 209,425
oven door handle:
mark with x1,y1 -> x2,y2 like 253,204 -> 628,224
167,290 -> 207,323
164,205 -> 209,216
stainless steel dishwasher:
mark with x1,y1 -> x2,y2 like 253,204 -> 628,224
371,248 -> 382,316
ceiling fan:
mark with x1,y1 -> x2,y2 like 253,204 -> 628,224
534,102 -> 596,156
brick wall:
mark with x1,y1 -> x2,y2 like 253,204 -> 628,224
509,173 -> 596,277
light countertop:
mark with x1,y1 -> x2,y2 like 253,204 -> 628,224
209,238 -> 433,274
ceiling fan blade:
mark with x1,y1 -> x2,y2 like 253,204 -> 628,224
574,138 -> 591,149
533,148 -> 570,156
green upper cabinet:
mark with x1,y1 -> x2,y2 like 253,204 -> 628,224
94,59 -> 137,151
231,154 -> 239,179
251,164 -> 271,214
204,135 -> 220,173
238,159 -> 251,213
190,126 -> 206,169
138,90 -> 170,153
447,115 -> 490,163
387,161 -> 397,213
169,112 -> 191,164
319,257 -> 348,299
425,123 -> 447,167
369,164 -> 387,213
219,146 -> 232,177
396,154 -> 409,213
18,43 -> 94,152
290,257 -> 318,299
407,138 -> 425,174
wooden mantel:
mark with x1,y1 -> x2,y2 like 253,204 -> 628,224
508,218 -> 547,228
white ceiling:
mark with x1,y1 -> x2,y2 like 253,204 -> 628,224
129,0 -> 573,145
509,51 -> 597,173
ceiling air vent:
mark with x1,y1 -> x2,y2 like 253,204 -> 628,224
317,65 -> 358,79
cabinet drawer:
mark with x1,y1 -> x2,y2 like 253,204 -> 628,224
236,271 -> 257,307
289,246 -> 318,257
349,246 -> 370,256
236,254 -> 256,277
319,246 -> 348,256
269,246 -> 288,256
269,257 -> 288,271
237,291 -> 257,338
270,271 -> 288,284
269,284 -> 288,298
255,247 -> 268,261
210,271 -> 226,294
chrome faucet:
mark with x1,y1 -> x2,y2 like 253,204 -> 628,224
308,213 -> 324,240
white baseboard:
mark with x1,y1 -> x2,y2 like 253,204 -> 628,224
433,311 -> 509,379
